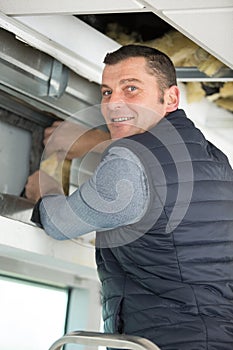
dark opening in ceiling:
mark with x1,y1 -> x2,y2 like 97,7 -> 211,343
77,12 -> 173,42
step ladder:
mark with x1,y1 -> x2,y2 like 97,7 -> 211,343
48,330 -> 161,350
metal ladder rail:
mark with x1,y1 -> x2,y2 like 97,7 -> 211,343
48,330 -> 161,350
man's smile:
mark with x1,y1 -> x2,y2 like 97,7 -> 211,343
111,116 -> 134,122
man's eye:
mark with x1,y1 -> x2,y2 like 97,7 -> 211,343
102,90 -> 112,96
127,86 -> 137,92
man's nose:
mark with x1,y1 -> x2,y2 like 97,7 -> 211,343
107,92 -> 125,110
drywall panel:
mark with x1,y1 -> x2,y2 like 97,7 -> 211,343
0,215 -> 97,278
0,0 -> 144,15
144,0 -> 233,10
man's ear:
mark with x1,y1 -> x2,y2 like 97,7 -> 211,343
165,85 -> 180,112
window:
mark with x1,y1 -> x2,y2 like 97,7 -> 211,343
0,276 -> 68,350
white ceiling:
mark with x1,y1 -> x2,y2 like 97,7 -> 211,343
0,0 -> 144,15
0,0 -> 232,83
1,0 -> 232,14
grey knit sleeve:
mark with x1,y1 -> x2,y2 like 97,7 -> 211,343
38,146 -> 149,240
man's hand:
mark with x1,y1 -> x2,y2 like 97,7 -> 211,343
25,121 -> 111,203
25,170 -> 63,203
43,120 -> 111,160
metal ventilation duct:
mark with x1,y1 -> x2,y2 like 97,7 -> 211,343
0,29 -> 104,126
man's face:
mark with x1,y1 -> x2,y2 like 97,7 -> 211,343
101,57 -> 170,139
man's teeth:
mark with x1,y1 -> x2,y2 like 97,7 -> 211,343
112,117 -> 133,122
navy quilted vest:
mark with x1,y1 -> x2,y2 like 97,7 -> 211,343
96,109 -> 233,350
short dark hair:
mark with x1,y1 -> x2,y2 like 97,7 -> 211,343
104,45 -> 177,98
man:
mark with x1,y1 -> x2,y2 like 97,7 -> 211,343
26,45 -> 233,349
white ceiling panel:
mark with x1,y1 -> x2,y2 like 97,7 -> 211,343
14,15 -> 121,80
163,8 -> 233,69
0,0 -> 144,15
143,0 -> 233,10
